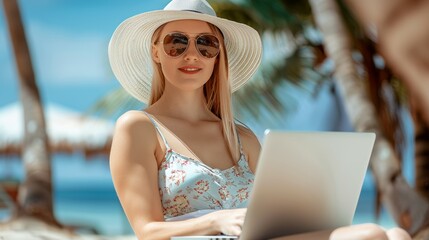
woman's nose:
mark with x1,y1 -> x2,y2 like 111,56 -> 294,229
184,40 -> 199,61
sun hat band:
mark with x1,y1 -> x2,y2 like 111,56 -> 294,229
108,0 -> 262,104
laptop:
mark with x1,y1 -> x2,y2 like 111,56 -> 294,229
172,130 -> 376,240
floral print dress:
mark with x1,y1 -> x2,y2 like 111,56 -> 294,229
143,112 -> 255,219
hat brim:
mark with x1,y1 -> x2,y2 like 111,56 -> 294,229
108,10 -> 262,103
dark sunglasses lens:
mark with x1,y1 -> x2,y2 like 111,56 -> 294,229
163,33 -> 188,57
196,35 -> 220,58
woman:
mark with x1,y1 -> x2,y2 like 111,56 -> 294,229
108,0 -> 411,239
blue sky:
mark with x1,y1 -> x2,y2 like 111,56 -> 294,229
0,0 -> 170,86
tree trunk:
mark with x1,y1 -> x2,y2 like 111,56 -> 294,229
309,0 -> 429,236
410,97 -> 429,202
2,0 -> 58,226
415,121 -> 429,197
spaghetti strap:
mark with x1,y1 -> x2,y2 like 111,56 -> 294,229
235,124 -> 244,156
142,111 -> 172,151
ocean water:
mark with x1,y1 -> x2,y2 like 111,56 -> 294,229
54,187 -> 133,235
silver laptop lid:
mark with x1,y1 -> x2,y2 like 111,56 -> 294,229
240,131 -> 375,240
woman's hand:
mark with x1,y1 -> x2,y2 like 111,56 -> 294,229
204,208 -> 247,236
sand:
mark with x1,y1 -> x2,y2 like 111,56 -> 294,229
0,217 -> 137,240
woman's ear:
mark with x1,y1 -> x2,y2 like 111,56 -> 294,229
152,44 -> 161,63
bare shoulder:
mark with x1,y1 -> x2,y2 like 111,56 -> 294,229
111,110 -> 158,164
236,124 -> 261,173
114,110 -> 159,140
115,110 -> 154,131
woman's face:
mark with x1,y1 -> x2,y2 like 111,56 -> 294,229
152,20 -> 218,93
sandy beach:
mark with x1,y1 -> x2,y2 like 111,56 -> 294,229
0,231 -> 136,240
0,217 -> 137,240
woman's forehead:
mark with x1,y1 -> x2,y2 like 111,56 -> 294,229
161,20 -> 213,35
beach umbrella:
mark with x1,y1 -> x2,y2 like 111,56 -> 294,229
0,102 -> 114,159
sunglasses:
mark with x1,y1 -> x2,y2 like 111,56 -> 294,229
159,32 -> 220,59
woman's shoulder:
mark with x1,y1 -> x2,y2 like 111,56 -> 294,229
114,110 -> 157,138
236,124 -> 260,148
116,110 -> 152,126
111,110 -> 160,165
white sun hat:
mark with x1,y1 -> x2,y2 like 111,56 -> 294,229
108,0 -> 262,103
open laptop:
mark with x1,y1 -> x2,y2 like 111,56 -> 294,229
172,130 -> 376,240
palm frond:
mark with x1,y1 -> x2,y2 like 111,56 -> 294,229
279,0 -> 313,21
233,31 -> 328,124
211,0 -> 304,34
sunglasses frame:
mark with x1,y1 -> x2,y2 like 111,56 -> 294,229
158,32 -> 220,59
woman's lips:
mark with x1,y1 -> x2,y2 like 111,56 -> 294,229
178,67 -> 202,74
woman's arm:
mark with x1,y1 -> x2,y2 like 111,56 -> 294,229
110,111 -> 244,239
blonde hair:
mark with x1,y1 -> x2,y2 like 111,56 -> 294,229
149,22 -> 241,163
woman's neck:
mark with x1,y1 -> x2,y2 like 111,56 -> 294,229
148,88 -> 218,123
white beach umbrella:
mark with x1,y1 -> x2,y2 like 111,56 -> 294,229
0,102 -> 114,158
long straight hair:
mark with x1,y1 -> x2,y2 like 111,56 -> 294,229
149,22 -> 241,163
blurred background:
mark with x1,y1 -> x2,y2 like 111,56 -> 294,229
0,0 -> 427,237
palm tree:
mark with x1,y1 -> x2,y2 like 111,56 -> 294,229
411,98 -> 429,200
343,1 -> 429,236
308,0 -> 429,236
2,0 -> 58,226
410,98 -> 429,238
